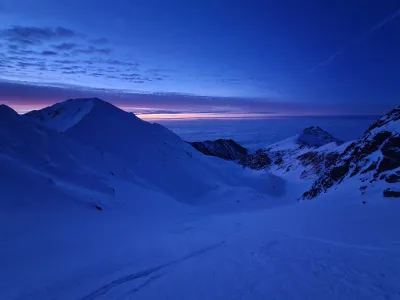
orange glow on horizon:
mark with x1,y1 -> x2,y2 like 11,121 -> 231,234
5,101 -> 367,120
136,112 -> 284,120
7,102 -> 286,120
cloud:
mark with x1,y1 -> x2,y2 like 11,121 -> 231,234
90,38 -> 109,44
92,58 -> 139,66
73,46 -> 112,55
16,61 -> 45,68
52,42 -> 77,50
61,70 -> 87,75
0,26 -> 76,45
218,78 -> 241,84
1,79 -> 382,117
90,72 -> 105,77
310,8 -> 400,72
41,50 -> 58,56
8,49 -> 38,56
54,59 -> 76,64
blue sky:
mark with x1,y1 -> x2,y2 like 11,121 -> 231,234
0,0 -> 399,117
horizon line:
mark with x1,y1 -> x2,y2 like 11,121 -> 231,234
5,102 -> 382,121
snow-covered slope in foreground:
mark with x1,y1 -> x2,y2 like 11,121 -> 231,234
1,101 -> 400,300
1,168 -> 400,300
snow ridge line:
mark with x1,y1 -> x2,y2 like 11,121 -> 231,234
79,241 -> 226,300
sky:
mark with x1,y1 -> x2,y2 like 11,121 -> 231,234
0,0 -> 399,119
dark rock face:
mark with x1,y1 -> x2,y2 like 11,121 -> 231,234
383,171 -> 400,183
274,155 -> 284,166
297,152 -> 325,179
298,126 -> 344,147
240,149 -> 272,170
302,106 -> 400,200
189,139 -> 248,161
365,106 -> 400,134
378,137 -> 400,174
297,151 -> 339,170
189,139 -> 273,170
383,189 -> 400,198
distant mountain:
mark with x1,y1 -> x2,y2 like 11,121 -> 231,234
191,107 -> 399,196
264,126 -> 346,179
190,126 -> 345,179
298,126 -> 344,147
303,106 -> 399,200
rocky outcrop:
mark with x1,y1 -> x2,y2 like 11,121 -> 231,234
297,151 -> 340,179
188,107 -> 398,200
383,188 -> 400,198
302,106 -> 400,200
191,126 -> 344,179
240,149 -> 272,170
364,106 -> 399,134
262,127 -> 345,179
189,139 -> 248,161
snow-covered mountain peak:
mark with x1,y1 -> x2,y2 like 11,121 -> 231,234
0,104 -> 18,121
298,126 -> 344,147
25,98 -> 96,132
266,126 -> 343,152
24,98 -> 142,132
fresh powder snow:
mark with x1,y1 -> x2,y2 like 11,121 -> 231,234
1,100 -> 399,300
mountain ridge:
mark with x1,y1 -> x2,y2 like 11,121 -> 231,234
189,105 -> 399,198
21,98 -> 287,203
302,105 -> 399,200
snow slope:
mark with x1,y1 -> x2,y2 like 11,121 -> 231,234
1,103 -> 157,210
1,163 -> 400,300
25,98 -> 94,132
25,98 -> 288,203
1,101 -> 400,300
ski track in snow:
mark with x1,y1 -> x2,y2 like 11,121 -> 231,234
79,241 -> 226,300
